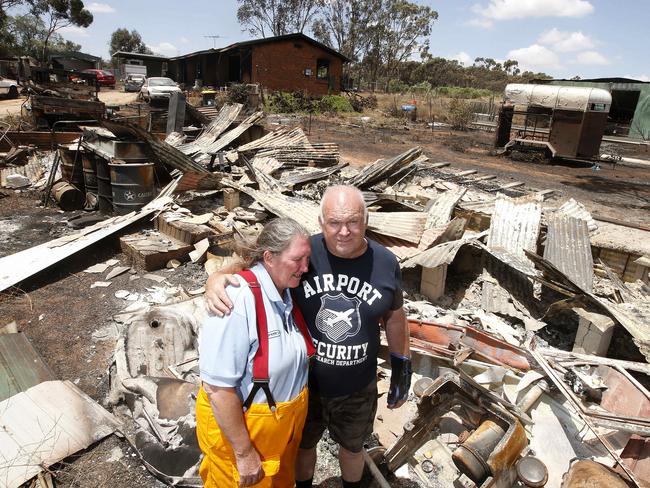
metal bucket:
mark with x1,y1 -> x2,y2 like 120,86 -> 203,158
58,146 -> 85,192
96,157 -> 113,213
109,162 -> 155,215
81,152 -> 98,195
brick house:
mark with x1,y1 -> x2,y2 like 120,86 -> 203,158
167,33 -> 349,95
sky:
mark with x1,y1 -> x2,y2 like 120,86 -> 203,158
27,0 -> 649,81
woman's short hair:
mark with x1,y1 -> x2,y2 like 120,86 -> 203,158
237,218 -> 310,269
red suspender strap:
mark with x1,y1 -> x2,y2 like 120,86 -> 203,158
237,269 -> 270,381
292,304 -> 315,357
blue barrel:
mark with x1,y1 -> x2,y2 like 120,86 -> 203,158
109,162 -> 155,215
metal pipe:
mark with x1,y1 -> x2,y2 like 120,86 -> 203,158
361,449 -> 392,488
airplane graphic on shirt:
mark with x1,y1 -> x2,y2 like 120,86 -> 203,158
325,309 -> 354,328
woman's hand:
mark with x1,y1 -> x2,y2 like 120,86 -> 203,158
235,446 -> 264,487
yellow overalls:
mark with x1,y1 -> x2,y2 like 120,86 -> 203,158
196,269 -> 314,487
196,385 -> 308,487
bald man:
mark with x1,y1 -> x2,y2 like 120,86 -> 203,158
205,185 -> 412,488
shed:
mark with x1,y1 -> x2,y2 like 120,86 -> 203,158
50,51 -> 101,72
535,78 -> 650,139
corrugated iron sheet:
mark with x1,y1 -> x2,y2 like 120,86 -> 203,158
526,250 -> 650,360
347,147 -> 423,189
367,212 -> 427,244
0,156 -> 48,187
0,333 -> 56,402
254,144 -> 339,167
175,103 -> 242,154
279,163 -> 347,186
203,111 -> 264,155
544,213 -> 593,292
225,182 -> 321,234
425,189 -> 466,228
401,237 -> 476,268
554,197 -> 597,232
482,193 -> 544,330
487,193 -> 542,261
367,232 -> 420,261
236,127 -> 309,153
100,120 -> 209,175
0,380 -> 121,488
252,155 -> 284,174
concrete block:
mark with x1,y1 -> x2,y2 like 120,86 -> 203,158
420,265 -> 448,302
572,316 -> 615,356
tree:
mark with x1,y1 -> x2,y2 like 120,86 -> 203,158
365,0 -> 438,87
503,59 -> 519,75
28,0 -> 93,61
3,12 -> 80,58
109,28 -> 152,55
311,0 -> 381,62
236,0 -> 321,37
0,0 -> 23,55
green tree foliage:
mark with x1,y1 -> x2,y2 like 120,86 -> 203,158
368,0 -> 438,84
398,57 -> 550,93
109,28 -> 152,55
236,0 -> 322,37
310,0 -> 437,88
311,0 -> 381,62
3,12 -> 81,58
28,0 -> 93,61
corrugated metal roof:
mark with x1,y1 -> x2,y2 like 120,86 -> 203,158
401,237 -> 476,269
279,163 -> 347,186
367,212 -> 427,244
347,147 -> 423,189
225,183 -> 321,234
554,197 -> 598,232
526,250 -> 650,360
544,213 -> 594,293
487,193 -> 542,263
425,189 -> 466,228
252,155 -> 284,174
367,232 -> 420,261
100,120 -> 209,175
236,127 -> 310,153
0,333 -> 56,402
203,111 -> 264,155
481,193 -> 544,330
174,103 -> 242,154
0,380 -> 121,488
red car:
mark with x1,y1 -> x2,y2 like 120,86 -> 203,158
82,69 -> 115,88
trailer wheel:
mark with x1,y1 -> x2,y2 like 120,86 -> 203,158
8,85 -> 18,99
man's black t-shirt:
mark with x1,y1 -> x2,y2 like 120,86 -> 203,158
293,234 -> 403,397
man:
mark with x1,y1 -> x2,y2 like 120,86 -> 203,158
205,185 -> 412,488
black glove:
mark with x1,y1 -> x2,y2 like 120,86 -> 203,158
388,353 -> 412,407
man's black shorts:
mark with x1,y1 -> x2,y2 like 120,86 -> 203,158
300,380 -> 377,453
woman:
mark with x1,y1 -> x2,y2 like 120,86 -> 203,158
196,218 -> 314,488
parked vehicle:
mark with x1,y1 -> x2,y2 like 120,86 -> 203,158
123,64 -> 147,80
0,76 -> 19,99
124,74 -> 146,92
139,77 -> 181,102
81,69 -> 116,88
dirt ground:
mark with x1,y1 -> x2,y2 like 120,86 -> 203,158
308,116 -> 650,226
2,111 -> 650,487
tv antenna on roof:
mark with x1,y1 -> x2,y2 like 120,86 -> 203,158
204,35 -> 225,48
